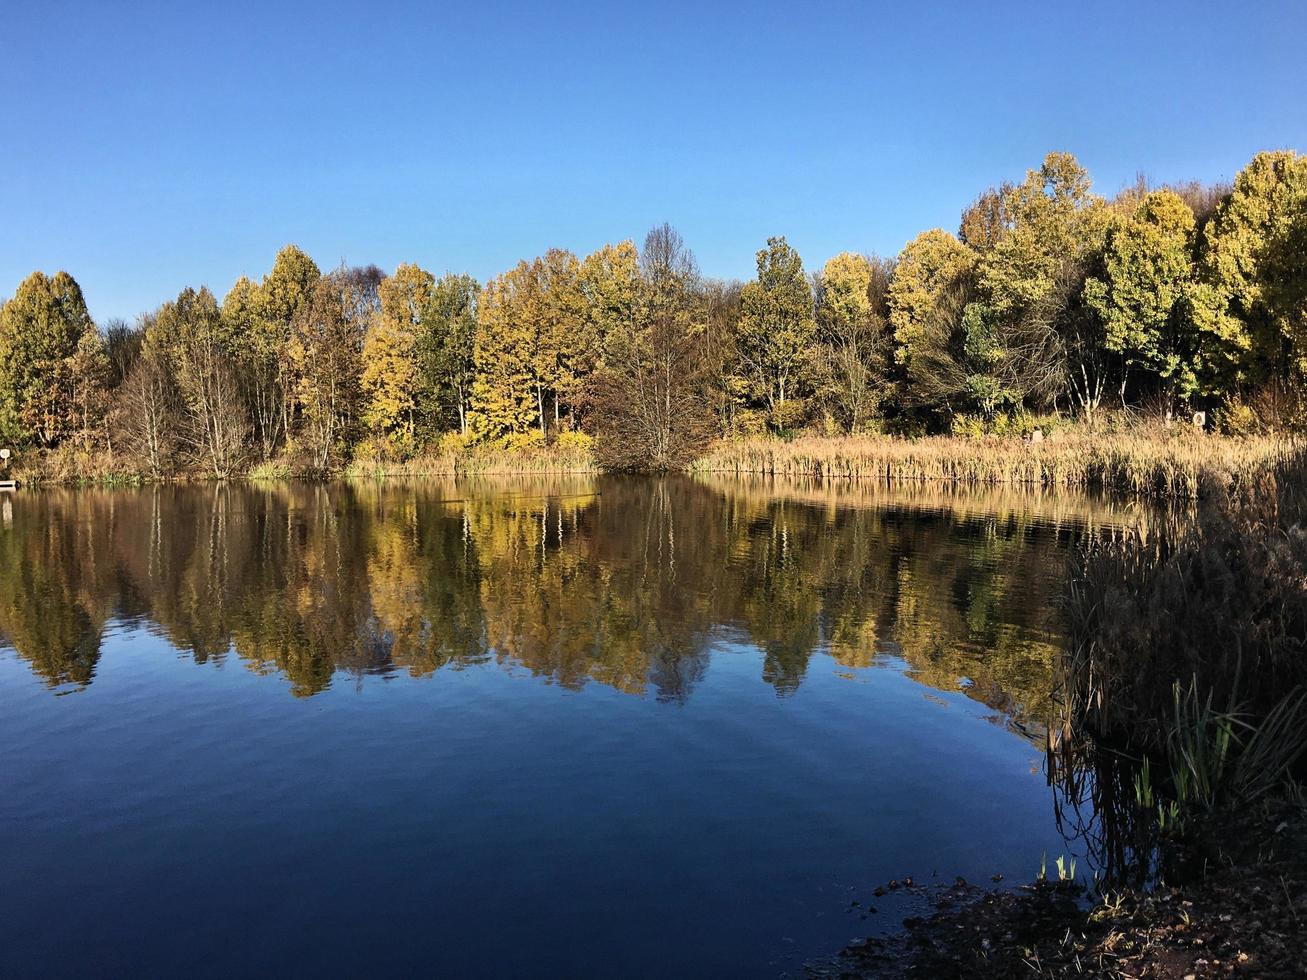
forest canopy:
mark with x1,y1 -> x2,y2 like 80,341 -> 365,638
2,149 -> 1304,473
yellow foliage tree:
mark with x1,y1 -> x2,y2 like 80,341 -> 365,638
468,262 -> 542,445
362,263 -> 434,455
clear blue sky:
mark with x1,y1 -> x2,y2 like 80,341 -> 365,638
3,0 -> 1305,323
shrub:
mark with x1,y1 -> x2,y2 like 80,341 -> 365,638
500,430 -> 545,453
436,431 -> 473,456
555,430 -> 594,454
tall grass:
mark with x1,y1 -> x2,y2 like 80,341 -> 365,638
341,443 -> 598,480
10,442 -> 598,487
1057,443 -> 1307,820
693,430 -> 1299,499
9,446 -> 144,488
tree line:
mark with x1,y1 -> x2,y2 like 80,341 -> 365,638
1,149 -> 1303,473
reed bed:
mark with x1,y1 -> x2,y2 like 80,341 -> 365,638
693,430 -> 1299,499
341,443 -> 599,480
1054,442 -> 1307,848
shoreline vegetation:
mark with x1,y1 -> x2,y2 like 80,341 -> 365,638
692,429 -> 1298,498
9,427 -> 1299,504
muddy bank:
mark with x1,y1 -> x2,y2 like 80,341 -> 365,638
809,806 -> 1306,979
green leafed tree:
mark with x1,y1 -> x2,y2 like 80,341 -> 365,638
1084,189 -> 1202,403
1189,150 -> 1307,393
418,273 -> 480,438
814,252 -> 892,432
737,236 -> 816,430
0,271 -> 97,447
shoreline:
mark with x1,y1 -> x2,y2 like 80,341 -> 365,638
6,430 -> 1297,500
814,802 -> 1306,979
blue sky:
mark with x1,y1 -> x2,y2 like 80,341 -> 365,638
3,0 -> 1305,323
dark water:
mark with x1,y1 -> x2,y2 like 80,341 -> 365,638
0,476 -> 1115,977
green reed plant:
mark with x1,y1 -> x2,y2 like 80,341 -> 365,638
1168,679 -> 1235,809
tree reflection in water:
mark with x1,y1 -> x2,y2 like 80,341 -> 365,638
0,476 -> 1093,729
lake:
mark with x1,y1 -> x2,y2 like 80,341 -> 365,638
0,476 -> 1144,977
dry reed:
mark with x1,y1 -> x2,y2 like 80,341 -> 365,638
692,430 -> 1299,499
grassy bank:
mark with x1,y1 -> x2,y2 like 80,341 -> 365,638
6,447 -> 147,488
8,442 -> 599,487
694,430 -> 1298,499
340,443 -> 598,480
8,430 -> 1301,503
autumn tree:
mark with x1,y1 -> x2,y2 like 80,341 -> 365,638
256,245 -> 321,451
889,230 -> 978,411
118,337 -> 180,479
958,182 -> 1014,251
814,252 -> 892,432
469,261 -> 542,445
362,263 -> 433,455
0,271 -> 97,447
578,241 -> 640,428
221,275 -> 277,459
289,272 -> 365,469
1084,189 -> 1201,404
102,318 -> 143,388
580,241 -> 640,347
737,236 -> 816,430
976,152 -> 1111,414
152,287 -> 249,478
1190,150 -> 1307,393
68,327 -> 113,449
592,224 -> 713,470
536,248 -> 587,430
700,278 -> 746,434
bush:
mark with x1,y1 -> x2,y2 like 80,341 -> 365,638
950,414 -> 988,439
500,430 -> 545,453
436,431 -> 473,456
1213,400 -> 1261,437
734,409 -> 771,438
555,430 -> 594,454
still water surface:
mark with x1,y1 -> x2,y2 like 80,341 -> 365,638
0,477 -> 1134,977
